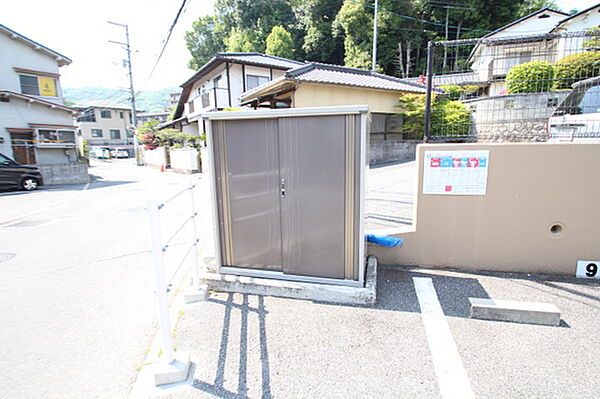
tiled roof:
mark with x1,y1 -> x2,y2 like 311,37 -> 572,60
241,63 -> 432,100
0,90 -> 77,113
216,53 -> 304,69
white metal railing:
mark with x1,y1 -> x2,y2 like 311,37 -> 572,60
146,183 -> 201,364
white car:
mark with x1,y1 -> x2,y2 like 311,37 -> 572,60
110,148 -> 130,158
547,76 -> 600,143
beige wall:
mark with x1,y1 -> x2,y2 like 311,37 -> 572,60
369,143 -> 600,276
292,83 -> 401,113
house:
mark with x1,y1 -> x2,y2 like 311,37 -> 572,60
73,101 -> 135,154
239,62 -> 432,138
137,111 -> 170,127
468,6 -> 600,96
0,24 -> 80,166
168,92 -> 180,108
162,52 -> 304,134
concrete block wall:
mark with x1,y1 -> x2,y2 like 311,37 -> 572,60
37,163 -> 89,185
369,139 -> 418,165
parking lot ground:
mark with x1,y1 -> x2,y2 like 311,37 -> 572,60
366,161 -> 416,231
138,265 -> 600,399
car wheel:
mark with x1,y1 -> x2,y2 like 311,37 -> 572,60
21,177 -> 39,191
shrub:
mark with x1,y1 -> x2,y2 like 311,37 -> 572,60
396,94 -> 471,139
432,99 -> 471,139
553,51 -> 600,89
506,61 -> 554,94
439,84 -> 483,100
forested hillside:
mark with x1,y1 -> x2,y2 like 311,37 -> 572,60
185,0 -> 566,78
63,87 -> 179,112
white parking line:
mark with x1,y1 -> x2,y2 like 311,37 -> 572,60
413,277 -> 475,399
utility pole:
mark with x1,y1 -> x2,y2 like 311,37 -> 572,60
443,7 -> 449,70
372,0 -> 379,71
108,21 -> 142,166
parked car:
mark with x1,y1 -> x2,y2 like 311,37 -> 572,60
110,147 -> 129,158
0,152 -> 43,191
89,147 -> 111,159
547,76 -> 600,143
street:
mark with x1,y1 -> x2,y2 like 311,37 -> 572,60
0,159 -> 203,399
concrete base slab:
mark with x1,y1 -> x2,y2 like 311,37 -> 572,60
199,256 -> 377,305
183,285 -> 209,303
153,351 -> 191,386
469,297 -> 561,326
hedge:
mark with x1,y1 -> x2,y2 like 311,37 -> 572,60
506,61 -> 554,94
553,51 -> 600,89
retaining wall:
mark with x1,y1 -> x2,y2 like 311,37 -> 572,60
369,143 -> 600,276
37,163 -> 89,185
369,139 -> 418,165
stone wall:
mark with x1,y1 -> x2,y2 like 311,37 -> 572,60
369,138 -> 419,165
37,163 -> 89,185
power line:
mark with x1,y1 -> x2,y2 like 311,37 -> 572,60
146,0 -> 189,84
348,0 -> 490,32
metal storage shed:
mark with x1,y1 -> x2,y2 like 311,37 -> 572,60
204,105 -> 369,287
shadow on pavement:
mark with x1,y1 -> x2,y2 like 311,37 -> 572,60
187,293 -> 271,399
369,159 -> 415,169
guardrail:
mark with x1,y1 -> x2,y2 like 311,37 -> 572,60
146,183 -> 203,372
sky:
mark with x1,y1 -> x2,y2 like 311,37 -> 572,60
3,0 -> 215,91
2,0 -> 598,92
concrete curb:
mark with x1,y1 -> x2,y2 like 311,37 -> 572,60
469,297 -> 561,326
199,256 -> 378,305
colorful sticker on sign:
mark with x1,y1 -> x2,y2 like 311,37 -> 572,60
423,150 -> 490,195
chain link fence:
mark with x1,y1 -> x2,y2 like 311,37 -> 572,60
421,30 -> 600,142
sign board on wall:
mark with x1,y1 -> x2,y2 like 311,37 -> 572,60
39,77 -> 57,97
423,150 -> 490,195
576,260 -> 599,279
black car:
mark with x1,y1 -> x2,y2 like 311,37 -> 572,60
0,152 -> 43,191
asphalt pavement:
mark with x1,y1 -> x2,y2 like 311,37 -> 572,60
366,161 -> 416,231
0,159 -> 204,399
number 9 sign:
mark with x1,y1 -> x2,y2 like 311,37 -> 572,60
576,261 -> 600,279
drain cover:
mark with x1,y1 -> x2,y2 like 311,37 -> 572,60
0,253 -> 16,263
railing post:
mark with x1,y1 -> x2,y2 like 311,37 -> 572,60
188,184 -> 202,289
146,200 -> 175,364
424,40 -> 435,143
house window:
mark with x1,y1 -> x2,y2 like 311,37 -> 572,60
505,51 -> 532,74
19,75 -> 39,95
91,129 -> 103,137
213,75 -> 222,88
100,110 -> 111,118
189,100 -> 195,114
110,129 -> 121,139
119,111 -> 124,119
77,109 -> 96,122
246,75 -> 269,90
38,130 -> 75,143
19,75 -> 57,96
201,92 -> 210,108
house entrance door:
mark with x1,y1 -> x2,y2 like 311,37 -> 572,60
10,132 -> 36,164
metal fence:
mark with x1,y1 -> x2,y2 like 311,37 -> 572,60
422,30 -> 600,142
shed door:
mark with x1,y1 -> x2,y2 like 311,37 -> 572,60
216,119 -> 282,271
279,115 -> 347,279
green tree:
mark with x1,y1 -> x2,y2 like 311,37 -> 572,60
333,1 -> 373,69
225,28 -> 261,52
265,26 -> 295,58
517,0 -> 560,17
185,15 -> 227,70
296,0 -> 344,64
